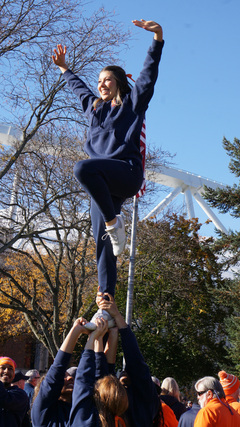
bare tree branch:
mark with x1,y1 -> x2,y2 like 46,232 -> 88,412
0,3 -> 130,178
0,127 -> 98,355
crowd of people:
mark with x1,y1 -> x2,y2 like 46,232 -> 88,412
1,295 -> 240,426
1,16 -> 240,427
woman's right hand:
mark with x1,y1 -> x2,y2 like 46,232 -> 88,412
52,44 -> 68,72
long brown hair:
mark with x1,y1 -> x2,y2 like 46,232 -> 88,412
94,375 -> 129,427
93,65 -> 132,109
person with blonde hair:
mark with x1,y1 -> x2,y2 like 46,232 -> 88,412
160,377 -> 187,420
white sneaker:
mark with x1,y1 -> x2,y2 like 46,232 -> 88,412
83,322 -> 98,331
84,309 -> 115,331
105,215 -> 126,256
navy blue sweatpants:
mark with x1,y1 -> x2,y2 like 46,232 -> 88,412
73,158 -> 143,296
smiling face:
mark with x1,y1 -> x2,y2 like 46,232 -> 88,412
98,71 -> 118,102
0,364 -> 15,387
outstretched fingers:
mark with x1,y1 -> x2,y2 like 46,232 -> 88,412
132,19 -> 146,28
52,44 -> 67,65
132,19 -> 163,39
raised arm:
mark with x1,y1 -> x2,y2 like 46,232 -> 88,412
97,293 -> 156,378
97,293 -> 159,423
104,326 -> 119,365
68,319 -> 109,427
31,317 -> 90,426
132,19 -> 163,42
60,317 -> 90,354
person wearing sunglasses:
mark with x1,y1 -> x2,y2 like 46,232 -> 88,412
194,376 -> 240,426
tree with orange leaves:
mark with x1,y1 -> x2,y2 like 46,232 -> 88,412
0,126 -> 98,357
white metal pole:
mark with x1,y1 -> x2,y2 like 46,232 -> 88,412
193,191 -> 228,234
143,186 -> 182,220
125,195 -> 138,326
184,187 -> 195,219
123,196 -> 138,370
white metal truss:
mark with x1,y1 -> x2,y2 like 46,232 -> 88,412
0,124 -> 228,234
144,165 -> 228,234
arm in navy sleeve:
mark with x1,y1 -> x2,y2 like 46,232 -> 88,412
131,39 -> 164,113
95,351 -> 109,380
68,349 -> 99,427
120,326 -> 159,418
31,349 -> 71,424
63,70 -> 97,118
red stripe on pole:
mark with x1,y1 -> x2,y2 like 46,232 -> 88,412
136,119 -> 146,198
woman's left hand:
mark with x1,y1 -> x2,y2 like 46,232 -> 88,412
132,19 -> 163,41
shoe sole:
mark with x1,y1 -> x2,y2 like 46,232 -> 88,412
83,322 -> 97,331
84,319 -> 116,331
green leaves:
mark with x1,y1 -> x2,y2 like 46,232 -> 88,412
116,214 -> 231,386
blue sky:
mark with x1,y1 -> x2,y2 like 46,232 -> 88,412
1,0 -> 239,236
86,0 -> 240,235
